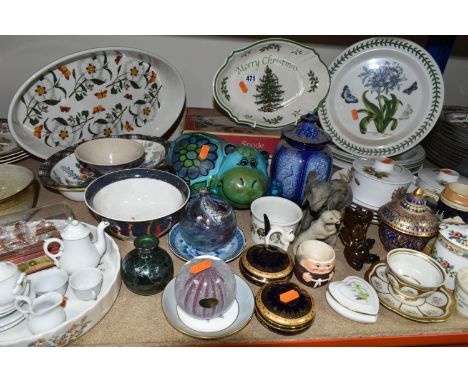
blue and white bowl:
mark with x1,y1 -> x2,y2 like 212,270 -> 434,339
85,168 -> 190,241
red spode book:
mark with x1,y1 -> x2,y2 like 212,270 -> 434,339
184,108 -> 282,155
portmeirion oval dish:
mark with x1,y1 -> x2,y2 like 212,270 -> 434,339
38,134 -> 170,202
8,47 -> 185,159
431,223 -> 468,290
318,37 -> 444,158
351,157 -> 413,208
416,168 -> 465,194
0,223 -> 121,346
213,38 -> 330,129
378,188 -> 438,251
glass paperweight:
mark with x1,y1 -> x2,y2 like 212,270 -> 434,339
175,256 -> 236,319
179,189 -> 236,251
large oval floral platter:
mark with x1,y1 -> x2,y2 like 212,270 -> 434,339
318,38 -> 444,158
213,38 -> 330,129
8,47 -> 185,159
0,223 -> 121,346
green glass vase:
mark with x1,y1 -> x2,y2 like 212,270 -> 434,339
121,235 -> 174,295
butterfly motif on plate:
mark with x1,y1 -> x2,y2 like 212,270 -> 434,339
399,104 -> 414,120
403,81 -> 418,95
341,85 -> 358,104
94,90 -> 107,99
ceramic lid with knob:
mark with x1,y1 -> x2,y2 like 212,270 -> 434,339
60,220 -> 91,240
378,188 -> 438,237
255,281 -> 315,334
418,168 -> 465,193
353,157 -> 413,185
240,244 -> 293,286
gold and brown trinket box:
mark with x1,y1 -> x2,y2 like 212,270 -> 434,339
239,244 -> 293,286
255,281 -> 315,335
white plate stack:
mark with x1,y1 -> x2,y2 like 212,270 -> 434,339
330,143 -> 425,174
0,119 -> 29,164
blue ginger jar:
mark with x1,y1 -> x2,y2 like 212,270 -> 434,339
179,189 -> 237,251
271,113 -> 333,206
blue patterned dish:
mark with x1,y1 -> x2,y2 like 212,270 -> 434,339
168,223 -> 245,262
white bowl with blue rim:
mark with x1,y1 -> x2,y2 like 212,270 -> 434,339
85,168 -> 190,241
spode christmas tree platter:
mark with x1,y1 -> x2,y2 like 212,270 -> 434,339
318,37 -> 444,158
8,47 -> 185,159
213,38 -> 330,129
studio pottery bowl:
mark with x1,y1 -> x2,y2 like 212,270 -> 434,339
85,168 -> 190,240
0,164 -> 36,216
75,137 -> 145,175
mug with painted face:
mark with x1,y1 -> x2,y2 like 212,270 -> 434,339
293,240 -> 335,288
250,196 -> 302,251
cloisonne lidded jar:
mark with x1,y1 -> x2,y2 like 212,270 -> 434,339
270,113 -> 332,206
378,188 -> 438,251
121,235 -> 174,296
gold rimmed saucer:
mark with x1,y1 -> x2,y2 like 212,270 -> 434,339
365,261 -> 455,323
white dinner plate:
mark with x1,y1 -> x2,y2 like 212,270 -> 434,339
319,37 -> 443,158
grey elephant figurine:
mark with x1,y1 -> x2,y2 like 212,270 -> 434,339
293,171 -> 353,253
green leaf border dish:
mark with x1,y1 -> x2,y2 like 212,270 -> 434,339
213,38 -> 330,129
8,47 -> 185,159
318,37 -> 444,158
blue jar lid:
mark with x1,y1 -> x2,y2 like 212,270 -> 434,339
282,113 -> 332,146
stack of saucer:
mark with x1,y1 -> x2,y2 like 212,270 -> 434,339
326,276 -> 379,323
0,282 -> 31,333
331,144 -> 425,174
0,119 -> 29,164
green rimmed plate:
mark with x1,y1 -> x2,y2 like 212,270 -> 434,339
319,37 -> 444,158
213,38 -> 330,129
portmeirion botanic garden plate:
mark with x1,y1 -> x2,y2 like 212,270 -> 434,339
213,38 -> 330,129
8,47 -> 185,159
319,38 -> 444,157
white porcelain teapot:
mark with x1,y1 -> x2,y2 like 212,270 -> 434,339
43,220 -> 109,275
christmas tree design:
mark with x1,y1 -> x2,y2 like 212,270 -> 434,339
254,65 -> 284,113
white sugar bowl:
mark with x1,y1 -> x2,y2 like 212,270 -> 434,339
351,158 -> 414,208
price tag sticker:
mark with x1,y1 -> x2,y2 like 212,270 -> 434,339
280,289 -> 300,303
190,260 -> 212,274
244,74 -> 257,84
198,144 -> 210,160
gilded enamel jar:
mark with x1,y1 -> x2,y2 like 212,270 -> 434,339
431,223 -> 468,290
378,188 -> 438,251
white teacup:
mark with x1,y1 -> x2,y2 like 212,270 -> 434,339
250,196 -> 302,250
31,268 -> 69,297
70,268 -> 103,301
0,262 -> 26,307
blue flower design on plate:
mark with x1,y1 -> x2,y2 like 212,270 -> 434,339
168,224 -> 245,262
